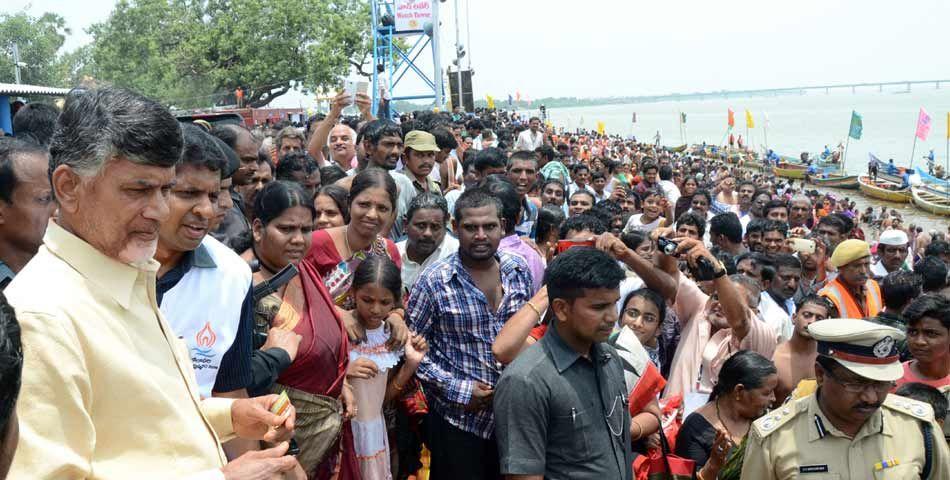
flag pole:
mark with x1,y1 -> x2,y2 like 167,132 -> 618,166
909,134 -> 918,169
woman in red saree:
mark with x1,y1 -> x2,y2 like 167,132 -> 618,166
247,181 -> 359,479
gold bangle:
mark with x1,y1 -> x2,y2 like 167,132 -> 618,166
525,301 -> 542,319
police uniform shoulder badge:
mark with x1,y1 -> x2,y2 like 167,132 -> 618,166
884,394 -> 934,421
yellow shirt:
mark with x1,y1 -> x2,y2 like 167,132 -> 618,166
5,222 -> 235,479
740,392 -> 949,480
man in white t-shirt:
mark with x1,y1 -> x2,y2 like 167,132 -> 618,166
397,193 -> 459,294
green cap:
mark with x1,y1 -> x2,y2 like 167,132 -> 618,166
404,130 -> 440,152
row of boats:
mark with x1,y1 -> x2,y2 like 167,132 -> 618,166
681,145 -> 950,216
771,160 -> 950,216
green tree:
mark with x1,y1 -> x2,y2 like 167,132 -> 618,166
0,11 -> 70,86
89,0 -> 369,108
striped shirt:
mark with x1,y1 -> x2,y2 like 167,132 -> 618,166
407,251 -> 533,439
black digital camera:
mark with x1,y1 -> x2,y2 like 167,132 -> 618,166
656,237 -> 720,281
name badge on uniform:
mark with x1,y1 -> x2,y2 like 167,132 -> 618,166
799,465 -> 829,473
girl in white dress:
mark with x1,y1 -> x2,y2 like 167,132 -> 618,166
346,256 -> 428,480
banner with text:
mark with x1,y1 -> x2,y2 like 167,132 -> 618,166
395,1 -> 433,33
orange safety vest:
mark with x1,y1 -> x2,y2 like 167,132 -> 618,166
818,276 -> 882,319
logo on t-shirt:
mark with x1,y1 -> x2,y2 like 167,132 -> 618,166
193,322 -> 218,364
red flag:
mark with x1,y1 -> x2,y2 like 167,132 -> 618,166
727,108 -> 735,128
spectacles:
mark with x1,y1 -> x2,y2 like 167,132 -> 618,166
825,368 -> 894,394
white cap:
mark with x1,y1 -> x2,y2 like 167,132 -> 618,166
878,229 -> 909,246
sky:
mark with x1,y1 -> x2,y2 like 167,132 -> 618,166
4,0 -> 949,104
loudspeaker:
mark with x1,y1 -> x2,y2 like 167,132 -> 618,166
448,69 -> 474,112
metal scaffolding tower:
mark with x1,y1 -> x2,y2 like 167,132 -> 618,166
371,1 -> 443,116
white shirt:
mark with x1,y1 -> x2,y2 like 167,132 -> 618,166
397,235 -> 460,292
567,182 -> 596,198
758,291 -> 795,343
623,214 -> 663,234
515,129 -> 544,151
659,179 -> 681,205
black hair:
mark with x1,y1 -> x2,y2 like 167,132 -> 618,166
540,177 -> 566,196
572,163 -> 590,174
560,212 -> 607,238
179,123 -> 227,173
709,350 -> 777,401
659,165 -> 673,181
350,167 -> 397,211
536,204 -> 566,242
763,199 -> 789,216
361,119 -> 403,146
210,135 -> 239,179
621,230 -> 650,251
0,137 -> 48,204
406,191 -> 449,226
691,189 -> 712,205
569,189 -> 596,208
253,180 -> 316,225
314,184 -> 350,223
319,164 -> 348,186
482,176 -> 520,234
12,102 -> 59,146
508,150 -> 539,168
795,293 -> 838,318
351,254 -> 403,305
925,240 -> 950,257
641,161 -> 658,174
817,213 -> 852,235
745,217 -> 766,236
429,126 -> 458,150
623,288 -> 667,326
879,270 -> 922,311
545,247 -> 625,301
535,144 -> 557,162
675,211 -> 706,237
903,293 -> 950,329
591,171 -> 606,181
0,291 -> 22,434
275,151 -> 318,180
894,383 -> 948,421
772,253 -> 803,271
211,123 -> 242,150
738,180 -> 756,191
453,187 -> 503,223
710,212 -> 743,244
474,147 -> 507,173
762,219 -> 789,237
915,256 -> 948,292
50,88 -> 182,186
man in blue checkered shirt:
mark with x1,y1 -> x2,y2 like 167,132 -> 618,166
407,188 -> 533,480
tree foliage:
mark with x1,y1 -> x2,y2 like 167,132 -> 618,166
0,11 -> 70,86
89,0 -> 369,108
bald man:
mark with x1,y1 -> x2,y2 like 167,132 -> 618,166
307,91 -> 371,171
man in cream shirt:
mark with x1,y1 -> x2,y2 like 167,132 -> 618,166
5,88 -> 300,480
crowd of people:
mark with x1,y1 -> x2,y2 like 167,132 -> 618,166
0,86 -> 948,480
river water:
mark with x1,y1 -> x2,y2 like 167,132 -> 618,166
538,87 -> 950,232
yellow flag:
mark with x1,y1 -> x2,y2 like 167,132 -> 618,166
745,110 -> 755,128
597,121 -> 606,135
486,95 -> 495,110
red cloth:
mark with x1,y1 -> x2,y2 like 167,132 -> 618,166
627,361 -> 666,416
528,324 -> 548,341
307,229 -> 402,277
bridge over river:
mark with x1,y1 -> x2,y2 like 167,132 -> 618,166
624,79 -> 950,103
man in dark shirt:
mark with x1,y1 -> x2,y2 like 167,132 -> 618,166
868,270 -> 921,360
494,247 -> 633,480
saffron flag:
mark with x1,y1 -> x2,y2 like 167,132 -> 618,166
727,109 -> 735,128
515,91 -> 521,102
745,110 -> 755,128
486,95 -> 494,109
849,110 -> 863,140
597,121 -> 606,136
680,112 -> 687,124
916,107 -> 932,141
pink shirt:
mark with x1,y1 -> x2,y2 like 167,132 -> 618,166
663,276 -> 776,398
895,361 -> 950,390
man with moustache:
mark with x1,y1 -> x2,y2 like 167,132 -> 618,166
506,150 -> 540,238
788,194 -> 814,231
5,88 -> 299,479
211,124 -> 261,250
407,188 -> 533,479
397,192 -> 458,294
155,124 -> 254,407
819,239 -> 883,319
736,180 -> 756,231
400,130 -> 443,194
742,319 -> 948,479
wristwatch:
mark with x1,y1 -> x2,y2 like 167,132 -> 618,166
712,260 -> 727,279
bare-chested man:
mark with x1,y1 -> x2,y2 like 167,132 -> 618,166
771,294 -> 838,404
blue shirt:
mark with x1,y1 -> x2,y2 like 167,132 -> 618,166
407,251 -> 533,439
0,261 -> 15,290
156,244 -> 254,393
515,198 -> 539,239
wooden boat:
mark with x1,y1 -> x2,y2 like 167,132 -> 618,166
911,187 -> 950,216
809,174 -> 859,189
668,144 -> 688,153
773,162 -> 807,179
858,176 -> 911,203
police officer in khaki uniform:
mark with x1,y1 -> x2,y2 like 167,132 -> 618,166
740,319 -> 949,479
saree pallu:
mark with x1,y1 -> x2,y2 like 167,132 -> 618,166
270,260 -> 359,480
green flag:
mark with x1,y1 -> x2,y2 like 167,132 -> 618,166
848,110 -> 862,139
